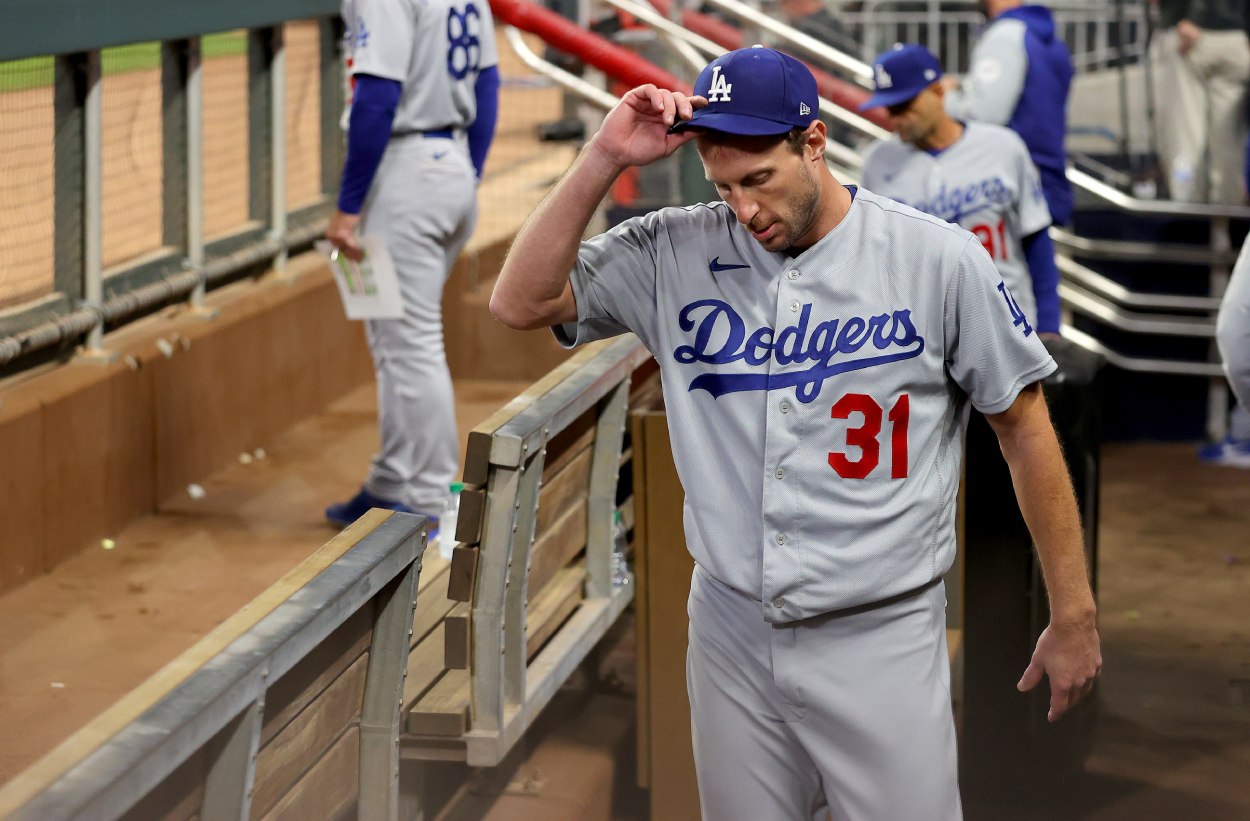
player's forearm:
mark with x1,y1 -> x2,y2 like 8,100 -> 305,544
490,142 -> 623,329
989,385 -> 1096,624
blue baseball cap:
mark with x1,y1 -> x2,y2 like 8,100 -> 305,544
669,46 -> 819,136
858,44 -> 943,111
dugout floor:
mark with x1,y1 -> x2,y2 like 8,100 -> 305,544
0,381 -> 1248,819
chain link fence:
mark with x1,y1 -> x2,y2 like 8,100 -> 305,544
0,58 -> 55,310
203,30 -> 251,240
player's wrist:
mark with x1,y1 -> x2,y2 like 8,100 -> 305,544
583,136 -> 631,177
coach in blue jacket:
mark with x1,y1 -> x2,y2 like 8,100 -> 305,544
944,0 -> 1075,226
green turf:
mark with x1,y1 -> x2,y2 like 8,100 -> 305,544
0,31 -> 248,93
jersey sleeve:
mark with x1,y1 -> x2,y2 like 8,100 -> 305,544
1014,136 -> 1052,236
552,212 -> 663,351
348,0 -> 418,82
944,20 -> 1028,126
475,1 -> 499,70
944,236 -> 1057,414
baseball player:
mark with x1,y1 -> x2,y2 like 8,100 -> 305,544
324,0 -> 499,527
861,44 -> 1061,337
1204,241 -> 1250,467
943,0 -> 1074,225
490,47 -> 1100,819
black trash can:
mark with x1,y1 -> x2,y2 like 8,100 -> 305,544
959,337 -> 1104,796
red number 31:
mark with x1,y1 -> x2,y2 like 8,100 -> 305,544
828,393 -> 909,479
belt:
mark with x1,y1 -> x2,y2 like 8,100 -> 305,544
391,127 -> 458,140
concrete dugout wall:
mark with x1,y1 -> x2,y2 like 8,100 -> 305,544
0,242 -> 572,596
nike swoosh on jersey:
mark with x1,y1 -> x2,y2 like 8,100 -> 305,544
708,257 -> 751,272
432,151 -> 449,160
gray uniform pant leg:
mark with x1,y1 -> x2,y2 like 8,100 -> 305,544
359,136 -> 477,511
1151,28 -> 1250,204
1219,244 -> 1250,436
686,566 -> 962,821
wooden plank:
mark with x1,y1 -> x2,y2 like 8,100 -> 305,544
629,410 -> 652,791
257,725 -> 360,821
947,628 -> 962,667
532,444 -> 592,541
444,603 -> 472,671
526,497 -> 588,605
402,623 -> 448,712
0,509 -> 395,818
412,560 -> 455,647
406,669 -> 471,737
260,601 -> 373,747
446,546 -> 479,603
454,487 -> 487,545
462,340 -> 613,485
525,563 -> 586,661
636,409 -> 701,821
251,653 -> 369,819
418,544 -> 450,596
541,409 -> 596,482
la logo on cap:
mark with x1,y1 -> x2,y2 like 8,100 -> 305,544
875,64 -> 893,88
707,66 -> 733,102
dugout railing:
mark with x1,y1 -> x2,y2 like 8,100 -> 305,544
0,0 -> 344,373
0,510 -> 429,821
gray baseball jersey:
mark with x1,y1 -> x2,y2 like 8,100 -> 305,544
342,0 -> 498,132
862,122 -> 1052,327
555,187 -> 1056,621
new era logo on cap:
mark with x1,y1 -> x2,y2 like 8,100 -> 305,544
859,43 -> 944,111
670,47 -> 819,137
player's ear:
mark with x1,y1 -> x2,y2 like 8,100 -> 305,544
805,120 -> 826,163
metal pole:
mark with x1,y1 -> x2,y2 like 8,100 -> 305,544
187,37 -> 215,316
83,49 -> 107,357
271,26 -> 288,275
1208,217 -> 1232,441
1115,0 -> 1131,170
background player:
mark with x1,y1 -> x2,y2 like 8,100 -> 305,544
489,47 -> 1100,820
861,44 -> 1061,337
943,0 -> 1074,225
1206,241 -> 1250,467
324,0 -> 499,527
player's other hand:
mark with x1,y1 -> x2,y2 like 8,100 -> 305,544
1017,615 -> 1101,722
590,85 -> 707,170
1176,19 -> 1202,55
327,209 -> 364,262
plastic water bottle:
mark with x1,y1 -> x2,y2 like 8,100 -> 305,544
611,510 -> 629,589
439,482 -> 463,560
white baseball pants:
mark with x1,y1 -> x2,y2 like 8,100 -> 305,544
686,564 -> 962,821
358,133 -> 477,512
1150,28 -> 1250,205
1219,243 -> 1250,436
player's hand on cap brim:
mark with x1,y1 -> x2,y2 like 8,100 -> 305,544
591,85 -> 707,170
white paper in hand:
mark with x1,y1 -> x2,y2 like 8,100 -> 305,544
317,235 -> 404,320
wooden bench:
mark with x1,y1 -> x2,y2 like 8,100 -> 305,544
399,335 -> 657,768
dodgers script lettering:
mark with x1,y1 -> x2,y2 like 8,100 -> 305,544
672,300 -> 925,402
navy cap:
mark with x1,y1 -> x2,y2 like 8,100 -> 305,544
670,46 -> 819,136
858,44 -> 943,111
